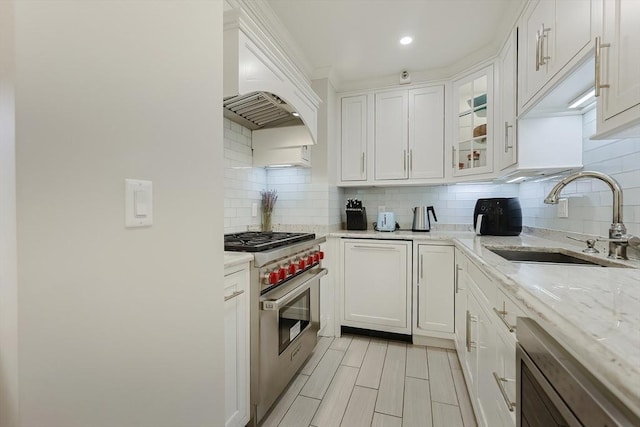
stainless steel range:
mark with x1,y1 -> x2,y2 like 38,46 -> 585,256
224,232 -> 327,426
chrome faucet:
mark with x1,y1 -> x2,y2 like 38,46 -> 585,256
544,170 -> 639,260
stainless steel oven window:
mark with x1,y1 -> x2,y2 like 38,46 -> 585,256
278,287 -> 311,354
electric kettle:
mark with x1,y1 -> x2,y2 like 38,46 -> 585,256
412,206 -> 437,232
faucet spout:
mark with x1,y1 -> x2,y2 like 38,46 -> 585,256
543,171 -> 631,259
544,171 -> 623,225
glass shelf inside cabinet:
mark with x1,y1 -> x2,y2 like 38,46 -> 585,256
456,75 -> 488,171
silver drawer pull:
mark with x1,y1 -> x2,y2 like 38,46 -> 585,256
224,290 -> 244,302
493,305 -> 516,332
352,245 -> 397,251
493,372 -> 515,412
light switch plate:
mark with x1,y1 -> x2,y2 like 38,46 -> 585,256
125,179 -> 153,227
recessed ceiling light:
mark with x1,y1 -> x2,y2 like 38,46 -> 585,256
400,36 -> 413,45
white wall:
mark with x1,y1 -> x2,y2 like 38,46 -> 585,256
14,2 -> 225,426
0,2 -> 18,426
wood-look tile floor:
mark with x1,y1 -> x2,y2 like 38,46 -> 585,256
260,335 -> 478,427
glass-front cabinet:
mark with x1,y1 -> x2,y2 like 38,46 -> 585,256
453,65 -> 494,176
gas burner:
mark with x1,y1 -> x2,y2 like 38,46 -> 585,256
224,231 -> 316,252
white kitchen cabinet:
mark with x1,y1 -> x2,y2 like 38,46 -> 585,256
341,95 -> 369,181
453,249 -> 468,368
595,0 -> 640,138
497,28 -> 518,171
414,244 -> 454,335
339,85 -> 444,186
341,239 -> 411,334
375,90 -> 409,180
452,65 -> 494,177
518,0 -> 594,112
454,249 -> 521,427
409,86 -> 446,179
374,86 -> 445,181
224,264 -> 250,427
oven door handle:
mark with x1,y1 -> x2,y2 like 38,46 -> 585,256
262,268 -> 327,311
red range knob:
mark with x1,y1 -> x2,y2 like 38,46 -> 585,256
313,252 -> 320,263
288,264 -> 297,275
268,271 -> 279,285
318,251 -> 325,260
307,255 -> 314,265
298,259 -> 306,269
278,268 -> 286,280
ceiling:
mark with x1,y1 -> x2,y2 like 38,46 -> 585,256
266,0 -> 526,89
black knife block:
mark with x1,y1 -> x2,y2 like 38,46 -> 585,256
346,208 -> 368,230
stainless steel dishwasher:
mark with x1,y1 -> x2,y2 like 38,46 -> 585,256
516,317 -> 640,427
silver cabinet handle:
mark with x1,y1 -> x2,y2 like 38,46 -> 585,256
361,152 -> 365,175
493,372 -> 515,412
224,289 -> 244,302
420,254 -> 424,281
451,146 -> 456,168
493,302 -> 516,332
465,310 -> 477,352
352,245 -> 397,251
403,149 -> 407,172
535,29 -> 541,71
504,122 -> 513,153
409,149 -> 413,172
595,36 -> 611,97
539,24 -> 551,66
454,264 -> 463,293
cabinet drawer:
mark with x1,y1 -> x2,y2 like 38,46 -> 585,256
492,287 -> 525,336
466,258 -> 496,306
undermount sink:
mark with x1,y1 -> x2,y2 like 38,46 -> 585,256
485,246 -> 634,268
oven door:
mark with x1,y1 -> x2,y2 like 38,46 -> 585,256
256,267 -> 327,422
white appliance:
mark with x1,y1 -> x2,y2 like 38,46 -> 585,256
375,212 -> 397,232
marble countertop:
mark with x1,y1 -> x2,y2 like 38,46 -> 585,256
329,230 -> 640,416
224,252 -> 253,269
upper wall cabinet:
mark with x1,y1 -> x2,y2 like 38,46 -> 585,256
341,95 -> 369,182
339,85 -> 445,186
497,28 -> 518,172
453,65 -> 494,177
374,86 -> 445,181
518,0 -> 595,113
595,0 -> 640,138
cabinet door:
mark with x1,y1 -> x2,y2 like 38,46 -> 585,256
498,29 -> 518,171
600,0 -> 640,121
409,86 -> 445,179
519,0 -> 555,105
465,291 -> 481,399
454,251 -> 468,365
494,331 -> 517,427
416,245 -> 454,333
342,240 -> 410,333
341,95 -> 368,181
224,268 -> 249,427
476,304 -> 498,427
375,90 -> 409,180
553,0 -> 592,73
453,65 -> 494,177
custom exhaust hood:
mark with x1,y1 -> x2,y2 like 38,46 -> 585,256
223,8 -> 320,144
